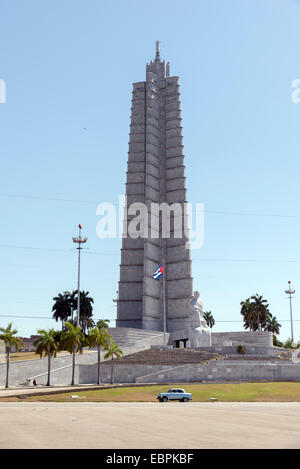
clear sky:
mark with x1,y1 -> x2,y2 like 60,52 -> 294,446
0,0 -> 300,341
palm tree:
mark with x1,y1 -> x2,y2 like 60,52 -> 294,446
33,329 -> 60,386
241,295 -> 271,331
83,317 -> 95,332
250,294 -> 270,331
96,319 -> 110,330
73,290 -> 94,334
0,323 -> 24,388
65,290 -> 77,323
240,298 -> 255,331
60,322 -> 84,385
52,292 -> 72,330
203,311 -> 215,328
264,316 -> 281,335
104,339 -> 123,384
87,326 -> 110,384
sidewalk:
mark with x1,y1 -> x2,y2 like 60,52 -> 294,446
0,384 -> 112,398
0,382 -> 157,398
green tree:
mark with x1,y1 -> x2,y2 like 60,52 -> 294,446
33,329 -> 60,386
73,290 -> 94,334
240,295 -> 271,332
87,326 -> 110,384
240,298 -> 255,331
283,338 -> 294,349
0,323 -> 24,388
96,319 -> 110,330
203,311 -> 215,328
250,294 -> 270,331
104,340 -> 123,384
52,292 -> 73,330
65,290 -> 77,323
60,322 -> 85,385
265,316 -> 281,335
273,335 -> 283,347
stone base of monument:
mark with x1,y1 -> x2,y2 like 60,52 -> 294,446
169,323 -> 211,348
167,291 -> 212,348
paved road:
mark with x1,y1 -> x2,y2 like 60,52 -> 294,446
1,402 -> 300,449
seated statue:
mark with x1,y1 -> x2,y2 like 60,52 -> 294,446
188,291 -> 211,347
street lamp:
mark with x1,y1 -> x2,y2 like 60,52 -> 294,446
285,280 -> 295,343
72,224 -> 87,327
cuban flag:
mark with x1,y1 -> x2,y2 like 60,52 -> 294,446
153,263 -> 163,280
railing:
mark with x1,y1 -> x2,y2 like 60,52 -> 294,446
134,332 -> 167,344
136,363 -> 188,382
27,364 -> 72,381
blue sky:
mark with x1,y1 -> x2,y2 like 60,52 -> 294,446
0,0 -> 300,340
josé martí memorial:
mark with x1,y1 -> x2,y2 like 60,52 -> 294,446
81,43 -> 300,385
1,44 -> 299,387
116,40 -> 210,349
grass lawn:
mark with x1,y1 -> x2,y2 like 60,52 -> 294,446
1,351 -> 70,362
8,352 -> 39,362
10,382 -> 300,403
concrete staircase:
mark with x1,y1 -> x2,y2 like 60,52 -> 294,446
114,348 -> 220,365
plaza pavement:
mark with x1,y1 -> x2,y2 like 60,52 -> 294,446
0,401 -> 300,449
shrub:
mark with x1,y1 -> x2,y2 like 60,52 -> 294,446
273,335 -> 283,347
237,344 -> 246,354
283,338 -> 294,349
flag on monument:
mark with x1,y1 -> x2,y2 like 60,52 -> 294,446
153,264 -> 163,280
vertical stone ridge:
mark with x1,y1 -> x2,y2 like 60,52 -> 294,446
117,81 -> 146,328
117,49 -> 193,332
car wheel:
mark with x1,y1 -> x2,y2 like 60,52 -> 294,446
183,397 -> 188,402
162,397 -> 168,402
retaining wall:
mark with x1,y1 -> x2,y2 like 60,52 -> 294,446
194,345 -> 285,357
0,341 -> 163,387
0,351 -> 101,387
78,359 -> 300,384
211,331 -> 273,347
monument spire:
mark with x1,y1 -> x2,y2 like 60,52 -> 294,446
117,46 -> 192,333
155,40 -> 161,62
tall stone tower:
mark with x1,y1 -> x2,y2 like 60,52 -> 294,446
116,43 -> 193,333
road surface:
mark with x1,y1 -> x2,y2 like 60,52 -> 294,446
0,402 -> 300,449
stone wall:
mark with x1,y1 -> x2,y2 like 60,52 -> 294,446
0,338 -> 165,387
78,359 -> 300,384
0,351 -> 100,387
194,345 -> 283,357
211,331 -> 273,347
0,340 -> 5,363
3,349 -> 298,387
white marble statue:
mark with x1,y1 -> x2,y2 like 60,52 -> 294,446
188,291 -> 211,347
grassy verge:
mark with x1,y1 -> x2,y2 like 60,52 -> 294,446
2,351 -> 70,362
4,382 -> 300,402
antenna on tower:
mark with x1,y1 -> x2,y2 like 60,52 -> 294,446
155,40 -> 160,61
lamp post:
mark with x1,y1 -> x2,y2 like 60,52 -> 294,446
285,280 -> 295,343
72,224 -> 87,328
